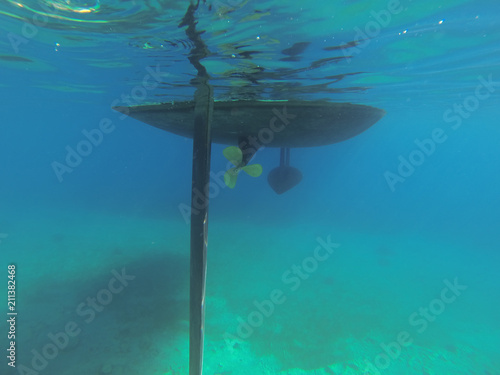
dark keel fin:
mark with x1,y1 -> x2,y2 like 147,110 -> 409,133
268,148 -> 303,194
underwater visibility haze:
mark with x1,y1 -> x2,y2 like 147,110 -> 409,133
0,0 -> 499,374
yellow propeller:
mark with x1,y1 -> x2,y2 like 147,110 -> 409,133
223,146 -> 263,188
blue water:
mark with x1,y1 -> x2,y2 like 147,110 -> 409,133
1,1 -> 499,374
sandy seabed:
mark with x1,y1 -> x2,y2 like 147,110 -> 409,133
2,206 -> 498,375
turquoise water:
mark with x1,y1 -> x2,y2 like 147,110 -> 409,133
1,1 -> 499,374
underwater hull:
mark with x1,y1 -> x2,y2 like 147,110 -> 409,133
113,100 -> 385,148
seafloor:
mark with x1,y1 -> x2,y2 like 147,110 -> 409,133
5,206 -> 499,375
